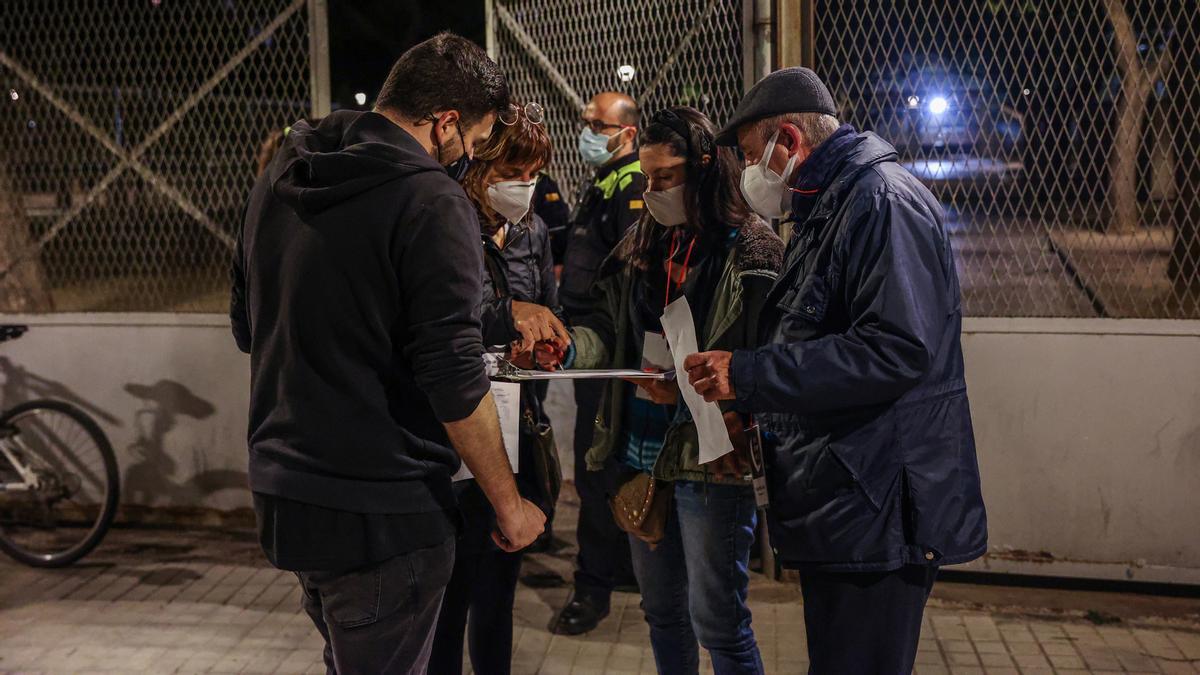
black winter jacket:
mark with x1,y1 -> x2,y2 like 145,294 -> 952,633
479,215 -> 559,347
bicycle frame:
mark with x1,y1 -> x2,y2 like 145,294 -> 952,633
0,425 -> 38,493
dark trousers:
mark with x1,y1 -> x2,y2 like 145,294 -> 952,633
428,547 -> 525,675
799,565 -> 937,675
572,379 -> 633,599
297,537 -> 455,675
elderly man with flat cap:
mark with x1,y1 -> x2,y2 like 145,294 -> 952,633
684,67 -> 988,672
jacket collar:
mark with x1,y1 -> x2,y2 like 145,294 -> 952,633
785,124 -> 860,223
596,151 -> 640,181
782,131 -> 901,228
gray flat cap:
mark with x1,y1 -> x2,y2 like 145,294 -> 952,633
716,67 -> 837,146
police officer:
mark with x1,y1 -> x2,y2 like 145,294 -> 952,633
553,91 -> 645,636
532,171 -> 571,269
685,68 -> 988,673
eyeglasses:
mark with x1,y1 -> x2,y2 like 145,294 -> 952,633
580,119 -> 625,134
499,102 -> 545,126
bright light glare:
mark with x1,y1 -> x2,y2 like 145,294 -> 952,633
906,95 -> 920,109
354,92 -> 367,106
928,96 -> 949,115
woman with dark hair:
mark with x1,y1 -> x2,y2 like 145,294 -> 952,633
539,106 -> 783,675
427,102 -> 564,675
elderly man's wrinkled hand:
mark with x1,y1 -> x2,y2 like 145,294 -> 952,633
683,350 -> 736,402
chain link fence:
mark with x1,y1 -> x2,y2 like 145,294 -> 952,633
814,0 -> 1200,318
492,0 -> 748,210
4,0 -> 1196,319
0,0 -> 314,313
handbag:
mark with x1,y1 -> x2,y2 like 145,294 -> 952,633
523,410 -> 562,513
609,471 -> 674,548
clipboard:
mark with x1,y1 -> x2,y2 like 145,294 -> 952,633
490,358 -> 675,383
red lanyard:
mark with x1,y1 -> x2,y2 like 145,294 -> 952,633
664,229 -> 697,309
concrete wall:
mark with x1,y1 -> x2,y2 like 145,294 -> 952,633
0,315 -> 252,519
1,313 -> 1197,583
958,318 -> 1200,584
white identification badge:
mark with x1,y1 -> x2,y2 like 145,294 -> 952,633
637,331 -> 674,400
453,379 -> 521,481
747,424 -> 769,509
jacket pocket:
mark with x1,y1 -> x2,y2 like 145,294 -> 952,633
826,412 -> 900,513
777,272 -> 830,325
766,432 -> 854,522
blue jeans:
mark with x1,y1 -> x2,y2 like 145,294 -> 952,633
629,481 -> 764,675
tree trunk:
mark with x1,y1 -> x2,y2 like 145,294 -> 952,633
0,158 -> 55,312
1105,0 -> 1150,235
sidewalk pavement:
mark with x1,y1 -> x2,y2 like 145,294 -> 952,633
2,489 -> 1198,674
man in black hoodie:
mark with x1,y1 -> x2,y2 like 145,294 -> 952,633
230,33 -> 547,674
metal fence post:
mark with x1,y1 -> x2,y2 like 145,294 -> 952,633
748,0 -> 772,87
485,0 -> 497,60
307,0 -> 331,118
774,0 -> 814,69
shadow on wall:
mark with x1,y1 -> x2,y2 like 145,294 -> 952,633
0,356 -> 123,426
122,379 -> 248,507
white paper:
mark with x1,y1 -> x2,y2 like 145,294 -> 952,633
660,296 -> 734,464
636,331 -> 673,401
453,379 -> 521,481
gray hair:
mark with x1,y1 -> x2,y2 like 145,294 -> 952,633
750,112 -> 841,149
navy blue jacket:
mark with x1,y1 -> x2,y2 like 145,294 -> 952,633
730,130 -> 987,571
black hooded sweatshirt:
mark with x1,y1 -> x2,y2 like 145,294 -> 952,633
231,111 -> 491,529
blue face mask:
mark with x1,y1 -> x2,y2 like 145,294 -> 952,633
578,127 -> 618,167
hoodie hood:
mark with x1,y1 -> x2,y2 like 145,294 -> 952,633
270,110 -> 447,217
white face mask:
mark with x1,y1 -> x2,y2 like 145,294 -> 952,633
486,179 -> 537,224
642,184 -> 688,226
740,131 -> 799,219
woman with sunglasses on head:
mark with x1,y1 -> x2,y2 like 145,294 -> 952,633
427,102 -> 567,675
538,106 -> 783,675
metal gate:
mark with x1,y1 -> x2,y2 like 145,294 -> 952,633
813,0 -> 1200,319
489,0 -> 752,210
0,0 -> 327,313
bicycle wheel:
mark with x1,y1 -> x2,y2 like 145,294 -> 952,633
0,399 -> 120,567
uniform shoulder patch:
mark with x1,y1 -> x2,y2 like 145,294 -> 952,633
545,192 -> 561,202
628,199 -> 644,210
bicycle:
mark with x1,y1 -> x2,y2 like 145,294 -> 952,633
0,324 -> 120,567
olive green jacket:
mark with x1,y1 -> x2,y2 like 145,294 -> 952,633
571,218 -> 784,484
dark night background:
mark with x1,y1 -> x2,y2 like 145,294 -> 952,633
328,1 -> 485,111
